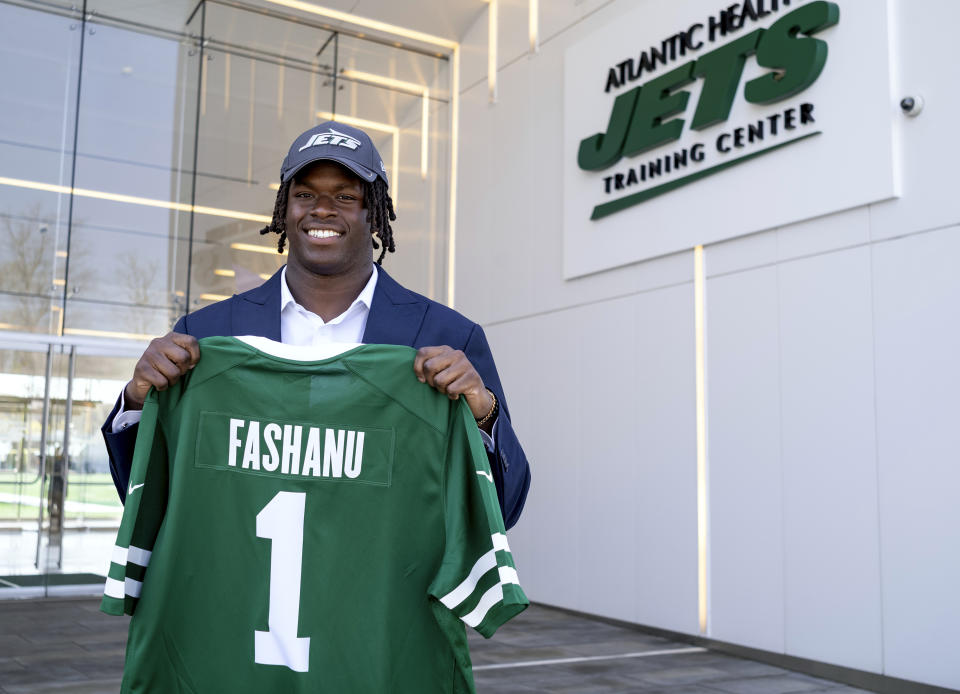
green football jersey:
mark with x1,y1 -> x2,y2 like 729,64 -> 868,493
101,336 -> 527,693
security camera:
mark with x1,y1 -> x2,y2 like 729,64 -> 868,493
900,96 -> 924,117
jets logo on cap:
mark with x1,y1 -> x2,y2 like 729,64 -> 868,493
299,128 -> 361,152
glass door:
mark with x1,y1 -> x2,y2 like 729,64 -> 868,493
0,332 -> 139,597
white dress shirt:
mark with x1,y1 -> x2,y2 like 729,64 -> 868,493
280,264 -> 377,346
113,265 -> 494,450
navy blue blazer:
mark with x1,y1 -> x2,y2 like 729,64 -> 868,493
101,266 -> 530,529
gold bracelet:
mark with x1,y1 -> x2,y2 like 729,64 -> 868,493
476,388 -> 498,426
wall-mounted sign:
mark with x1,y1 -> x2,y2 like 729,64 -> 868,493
563,0 -> 896,278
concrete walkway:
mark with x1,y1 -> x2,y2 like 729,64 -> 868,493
0,599 -> 873,693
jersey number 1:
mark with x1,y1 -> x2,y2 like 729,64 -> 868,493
255,491 -> 311,672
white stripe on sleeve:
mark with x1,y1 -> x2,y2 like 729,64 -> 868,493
127,546 -> 152,567
498,566 -> 519,585
461,583 -> 504,628
440,533 -> 516,609
125,577 -> 143,598
104,577 -> 125,599
111,545 -> 128,566
440,549 -> 496,608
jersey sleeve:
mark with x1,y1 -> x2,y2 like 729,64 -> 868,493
429,399 -> 529,639
100,390 -> 169,616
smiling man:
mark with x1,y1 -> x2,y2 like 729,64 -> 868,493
100,121 -> 531,529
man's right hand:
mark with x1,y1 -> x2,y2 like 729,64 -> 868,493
123,332 -> 200,410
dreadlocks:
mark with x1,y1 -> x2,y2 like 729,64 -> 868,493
364,177 -> 397,264
259,175 -> 397,264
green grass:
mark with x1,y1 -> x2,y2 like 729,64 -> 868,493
0,573 -> 106,587
0,502 -> 40,520
0,473 -> 122,520
0,503 -> 120,520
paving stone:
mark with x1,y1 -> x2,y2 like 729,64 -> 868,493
15,645 -> 98,666
1,678 -> 121,694
473,645 -> 583,665
0,658 -> 25,675
74,636 -> 127,653
471,683 -> 543,694
668,654 -> 786,679
0,664 -> 86,687
0,637 -> 34,658
65,656 -> 126,679
702,674 -> 831,694
630,665 -> 733,686
475,662 -> 580,688
523,677 -> 657,693
565,637 -> 681,657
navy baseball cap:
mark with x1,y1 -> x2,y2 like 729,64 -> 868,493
280,121 -> 389,188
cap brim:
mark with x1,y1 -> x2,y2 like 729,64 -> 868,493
283,155 -> 380,185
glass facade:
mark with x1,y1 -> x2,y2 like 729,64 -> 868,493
0,0 -> 452,591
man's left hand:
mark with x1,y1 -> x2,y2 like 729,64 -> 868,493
414,346 -> 496,433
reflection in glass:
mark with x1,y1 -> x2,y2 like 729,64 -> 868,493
2,0 -> 452,332
0,4 -> 80,334
1,0 -> 454,583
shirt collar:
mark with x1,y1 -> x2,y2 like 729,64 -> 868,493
280,264 -> 379,319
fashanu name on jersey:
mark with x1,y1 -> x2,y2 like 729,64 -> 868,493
227,418 -> 365,479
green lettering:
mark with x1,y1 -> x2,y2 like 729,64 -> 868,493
690,30 -> 763,130
745,1 -> 840,105
577,86 -> 640,171
621,61 -> 696,158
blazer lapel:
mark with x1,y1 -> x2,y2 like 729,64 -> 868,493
362,267 -> 428,347
231,267 -> 283,340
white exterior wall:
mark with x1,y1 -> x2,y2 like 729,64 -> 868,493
454,0 -> 960,690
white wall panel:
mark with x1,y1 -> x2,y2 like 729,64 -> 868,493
456,57 -> 542,323
572,295 -> 639,622
706,229 -> 779,279
457,2 -> 489,91
777,207 -> 871,263
707,207 -> 873,281
869,0 -> 960,242
539,0 -> 618,49
631,283 -> 698,634
494,0 -> 530,73
872,226 -> 960,691
486,311 -> 581,607
778,248 -> 882,672
459,0 -> 622,91
706,264 -> 785,653
487,283 -> 696,633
